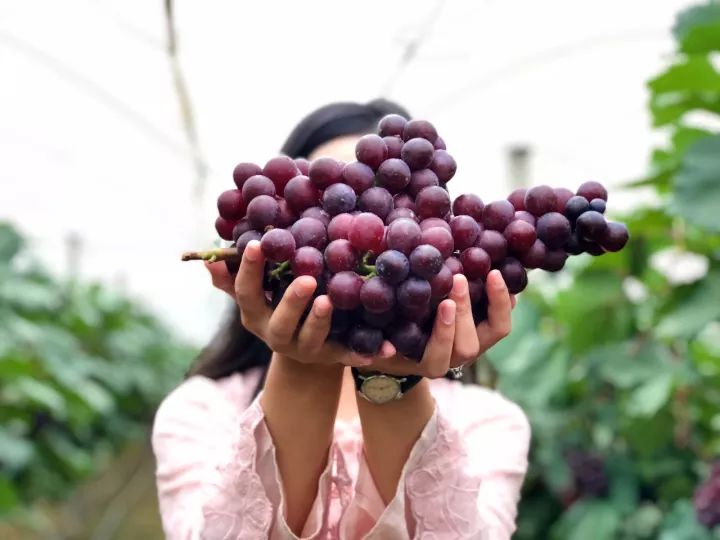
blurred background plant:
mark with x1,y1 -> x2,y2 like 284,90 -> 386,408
486,2 -> 720,538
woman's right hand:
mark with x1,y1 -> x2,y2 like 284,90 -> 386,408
206,240 -> 393,369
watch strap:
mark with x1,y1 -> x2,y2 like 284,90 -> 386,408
351,368 -> 423,395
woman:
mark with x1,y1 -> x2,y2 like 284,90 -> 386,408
152,100 -> 531,539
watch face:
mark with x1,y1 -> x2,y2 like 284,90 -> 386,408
361,375 -> 401,404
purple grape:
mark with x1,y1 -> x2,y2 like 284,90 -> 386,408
420,227 -> 454,258
236,230 -> 262,255
536,212 -> 572,249
554,187 -> 574,213
577,181 -> 608,202
277,200 -> 298,228
355,134 -> 388,170
233,162 -> 263,189
386,218 -> 422,256
518,239 -> 546,268
504,219 -> 537,252
263,156 -> 300,196
445,256 -> 463,275
393,193 -> 416,212
348,212 -> 385,253
284,175 -> 319,213
328,308 -> 352,339
416,186 -> 451,220
397,277 -> 431,309
300,207 -> 330,227
290,246 -> 323,277
398,303 -> 432,325
327,271 -> 364,310
347,325 -> 383,355
389,321 -> 428,360
497,258 -> 528,294
434,136 -> 446,150
599,222 -> 629,252
378,114 -> 407,137
324,239 -> 358,273
246,195 -> 279,230
564,196 -> 590,223
217,189 -> 246,220
402,119 -> 438,143
260,228 -> 296,262
359,187 -> 394,221
383,136 -> 404,159
376,158 -> 411,194
290,217 -> 328,250
564,232 -> 585,255
429,265 -> 453,299
360,276 -> 396,313
430,150 -> 457,182
401,137 -> 435,170
542,249 -> 569,271
481,200 -> 515,231
342,162 -> 375,195
589,198 -> 606,214
242,174 -> 276,202
576,211 -> 607,242
386,207 -> 418,224
420,217 -> 451,233
308,157 -> 343,189
327,213 -> 354,241
450,215 -> 481,251
507,188 -> 527,211
375,250 -> 410,284
294,158 -> 310,176
323,183 -> 357,216
514,210 -> 536,226
475,230 -> 507,263
524,185 -> 557,217
452,194 -> 484,221
408,169 -> 440,198
468,278 -> 487,304
409,244 -> 443,279
460,247 -> 491,280
362,306 -> 397,329
232,218 -> 252,242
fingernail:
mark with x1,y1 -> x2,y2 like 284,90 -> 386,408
440,302 -> 455,325
356,356 -> 373,366
244,241 -> 259,261
454,274 -> 468,295
294,285 -> 313,299
313,298 -> 330,317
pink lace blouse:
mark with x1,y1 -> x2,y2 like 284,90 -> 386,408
152,369 -> 530,539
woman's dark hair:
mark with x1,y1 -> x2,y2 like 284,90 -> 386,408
188,99 -> 411,382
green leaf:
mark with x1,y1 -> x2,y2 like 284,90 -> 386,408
0,475 -> 19,513
657,272 -> 720,338
673,125 -> 714,154
626,372 -> 674,417
0,428 -> 34,470
673,3 -> 720,54
649,56 -> 720,94
673,135 -> 720,232
659,499 -> 713,540
593,341 -> 674,389
649,92 -> 720,126
0,223 -> 23,262
552,500 -> 622,540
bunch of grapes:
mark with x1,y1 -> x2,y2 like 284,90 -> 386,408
565,450 -> 609,499
184,114 -> 629,360
695,461 -> 720,529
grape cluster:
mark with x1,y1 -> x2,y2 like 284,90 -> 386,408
565,450 -> 609,499
206,114 -> 629,360
695,461 -> 720,529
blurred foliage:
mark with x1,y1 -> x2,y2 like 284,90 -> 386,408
489,2 -> 720,539
0,222 -> 194,522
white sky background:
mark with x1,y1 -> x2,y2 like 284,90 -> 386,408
0,0 -> 693,345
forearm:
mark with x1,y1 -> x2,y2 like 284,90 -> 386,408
356,378 -> 435,503
260,353 -> 344,533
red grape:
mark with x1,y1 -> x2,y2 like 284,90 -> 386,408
376,158 -> 411,194
445,256 -> 463,275
504,219 -> 537,252
399,303 -> 433,325
577,181 -> 608,202
215,216 -> 237,240
348,212 -> 385,253
542,249 -> 568,271
232,218 -> 252,242
290,217 -> 328,250
347,325 -> 383,355
394,193 -> 416,212
342,162 -> 375,195
524,185 -> 557,217
421,227 -> 454,258
514,210 -> 536,226
360,276 -> 396,313
246,195 -> 279,230
401,137 -> 435,170
576,211 -> 607,242
294,158 -> 310,176
536,212 -> 571,249
386,208 -> 418,224
383,136 -> 404,159
460,247 -> 491,280
322,183 -> 357,216
355,134 -> 388,170
358,187 -> 394,220
507,188 -> 527,211
452,194 -> 484,221
450,215 -> 481,251
389,321 -> 428,360
376,250 -> 410,284
300,207 -> 330,227
277,200 -> 297,228
429,264 -> 453,298
327,271 -> 364,310
260,228 -> 296,262
481,200 -> 515,231
397,277 -> 432,309
291,246 -> 323,277
324,239 -> 358,273
379,114 -> 407,137
554,187 -> 574,212
284,175 -> 319,213
308,157 -> 343,189
217,189 -> 246,220
497,258 -> 528,294
518,239 -> 546,268
233,162 -> 263,189
263,156 -> 300,196
430,150 -> 457,182
408,169 -> 440,197
416,186 -> 451,220
420,217 -> 451,233
402,119 -> 438,143
475,230 -> 507,263
387,218 -> 422,256
362,306 -> 397,329
236,230 -> 262,255
600,222 -> 629,252
409,244 -> 443,279
327,213 -> 354,241
468,278 -> 487,304
242,174 -> 276,202
434,136 -> 446,150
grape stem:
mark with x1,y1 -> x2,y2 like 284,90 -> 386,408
359,252 -> 377,278
181,247 -> 239,263
270,260 -> 291,280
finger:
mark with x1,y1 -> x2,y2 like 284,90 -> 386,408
267,276 -> 317,346
205,261 -> 235,297
234,241 -> 271,322
448,274 -> 480,363
297,295 -> 333,352
477,269 -> 512,351
510,295 -> 517,309
419,299 -> 456,378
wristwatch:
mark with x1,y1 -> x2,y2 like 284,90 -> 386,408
351,368 -> 423,405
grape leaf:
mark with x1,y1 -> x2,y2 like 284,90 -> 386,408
673,3 -> 720,54
673,135 -> 720,232
657,271 -> 720,338
551,500 -> 621,540
648,56 -> 720,94
626,372 -> 674,418
0,223 -> 23,262
659,500 -> 714,540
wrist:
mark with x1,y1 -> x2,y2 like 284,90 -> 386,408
271,352 -> 344,380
